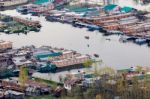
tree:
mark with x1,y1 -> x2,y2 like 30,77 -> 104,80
93,59 -> 103,75
83,59 -> 94,72
85,88 -> 95,99
135,66 -> 143,73
72,86 -> 84,99
98,66 -> 116,76
19,65 -> 28,87
95,94 -> 102,99
83,59 -> 93,67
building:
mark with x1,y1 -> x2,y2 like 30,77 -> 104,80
4,90 -> 25,99
1,79 -> 25,92
52,55 -> 90,69
64,79 -> 81,90
0,0 -> 28,7
25,80 -> 51,96
0,55 -> 8,68
0,40 -> 12,50
0,54 -> 13,70
0,22 -> 6,28
0,54 -> 14,78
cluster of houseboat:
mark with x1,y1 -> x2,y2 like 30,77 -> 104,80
16,3 -> 150,46
16,3 -> 55,16
0,40 -> 91,98
0,40 -> 90,78
0,14 -> 41,34
0,0 -> 28,10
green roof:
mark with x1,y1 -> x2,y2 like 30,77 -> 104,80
121,6 -> 133,12
103,4 -> 118,11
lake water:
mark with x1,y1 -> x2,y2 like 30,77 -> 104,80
0,10 -> 150,70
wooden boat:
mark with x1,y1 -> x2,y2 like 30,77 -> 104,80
60,48 -> 64,50
94,54 -> 99,58
87,44 -> 89,47
85,36 -> 89,39
106,38 -> 111,41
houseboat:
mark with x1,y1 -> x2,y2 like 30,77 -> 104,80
46,14 -> 62,22
0,40 -> 12,50
12,17 -> 41,28
52,55 -> 90,71
85,36 -> 89,39
30,3 -> 54,16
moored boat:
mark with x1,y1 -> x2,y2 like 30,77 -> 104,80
135,38 -> 147,45
119,35 -> 134,42
94,54 -> 99,58
85,36 -> 89,39
87,24 -> 102,31
106,38 -> 111,41
147,42 -> 150,47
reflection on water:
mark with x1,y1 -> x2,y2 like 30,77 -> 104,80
0,10 -> 150,69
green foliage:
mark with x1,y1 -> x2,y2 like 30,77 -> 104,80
83,59 -> 93,67
135,66 -> 144,73
98,66 -> 116,76
95,94 -> 102,99
19,66 -> 28,86
27,95 -> 56,99
32,77 -> 63,88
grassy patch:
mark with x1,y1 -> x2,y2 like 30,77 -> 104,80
26,95 -> 58,99
32,77 -> 63,88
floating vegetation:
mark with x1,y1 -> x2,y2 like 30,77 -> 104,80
0,14 -> 41,34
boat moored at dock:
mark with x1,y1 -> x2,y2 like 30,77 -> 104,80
135,38 -> 147,45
